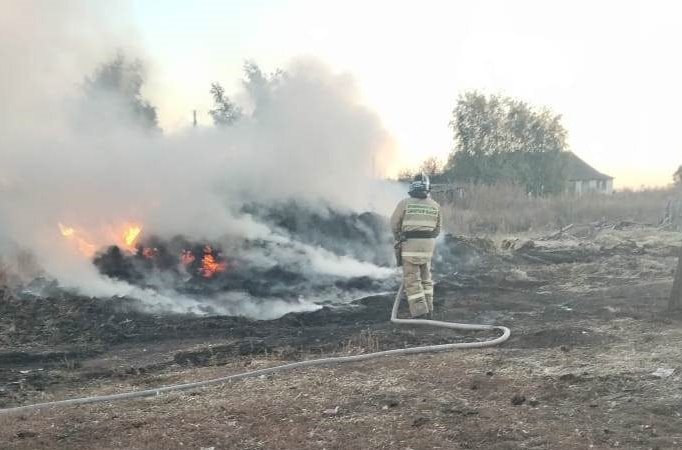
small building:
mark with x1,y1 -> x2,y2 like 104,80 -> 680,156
563,152 -> 614,195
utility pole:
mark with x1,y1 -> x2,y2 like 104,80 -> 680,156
192,110 -> 197,127
669,243 -> 682,310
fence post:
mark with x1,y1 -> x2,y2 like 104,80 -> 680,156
669,243 -> 682,311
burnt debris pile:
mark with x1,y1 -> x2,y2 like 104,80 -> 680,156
93,202 -> 397,303
241,201 -> 394,266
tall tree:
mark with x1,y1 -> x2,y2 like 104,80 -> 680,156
445,91 -> 568,195
208,83 -> 241,126
80,52 -> 159,131
674,164 -> 682,185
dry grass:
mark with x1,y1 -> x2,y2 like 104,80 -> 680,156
341,328 -> 380,354
434,183 -> 681,235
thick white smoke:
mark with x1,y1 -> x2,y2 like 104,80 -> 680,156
0,2 -> 404,316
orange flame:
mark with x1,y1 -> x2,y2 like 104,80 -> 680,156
123,226 -> 142,248
58,221 -> 143,256
199,245 -> 226,278
57,223 -> 96,256
58,223 -> 75,237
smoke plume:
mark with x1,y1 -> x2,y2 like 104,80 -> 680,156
0,2 -> 404,317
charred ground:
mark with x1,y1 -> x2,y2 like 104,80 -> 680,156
1,223 -> 682,449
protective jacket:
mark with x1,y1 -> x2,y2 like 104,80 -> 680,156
390,196 -> 442,262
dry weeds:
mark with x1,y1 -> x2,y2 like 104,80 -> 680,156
434,183 -> 681,235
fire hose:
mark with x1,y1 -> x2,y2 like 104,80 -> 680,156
0,282 -> 510,415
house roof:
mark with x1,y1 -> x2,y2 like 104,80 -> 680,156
562,152 -> 613,181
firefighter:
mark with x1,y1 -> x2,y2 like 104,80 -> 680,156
390,172 -> 442,319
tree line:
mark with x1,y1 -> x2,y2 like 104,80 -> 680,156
76,53 -> 278,132
406,92 -> 682,194
82,53 -> 682,192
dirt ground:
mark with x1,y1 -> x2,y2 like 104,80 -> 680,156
2,225 -> 682,449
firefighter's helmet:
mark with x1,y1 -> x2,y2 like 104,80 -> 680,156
408,172 -> 430,198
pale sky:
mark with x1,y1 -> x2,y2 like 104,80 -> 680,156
130,0 -> 682,188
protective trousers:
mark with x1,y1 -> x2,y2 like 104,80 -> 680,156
402,258 -> 433,317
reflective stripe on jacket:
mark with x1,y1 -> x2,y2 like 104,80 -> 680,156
390,196 -> 442,262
